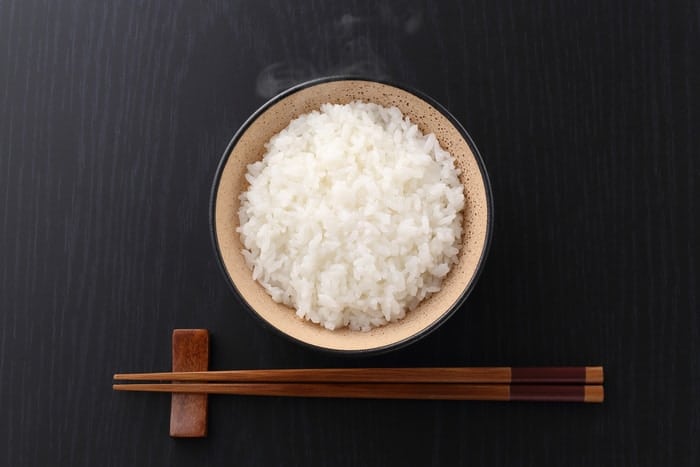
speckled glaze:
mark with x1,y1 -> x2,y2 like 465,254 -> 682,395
211,77 -> 493,354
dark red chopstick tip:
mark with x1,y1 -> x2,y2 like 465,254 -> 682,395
510,385 -> 603,403
511,366 -> 604,384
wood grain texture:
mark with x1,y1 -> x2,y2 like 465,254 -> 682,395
0,0 -> 698,466
169,329 -> 209,438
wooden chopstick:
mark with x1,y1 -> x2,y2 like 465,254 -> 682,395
113,366 -> 603,384
112,382 -> 604,403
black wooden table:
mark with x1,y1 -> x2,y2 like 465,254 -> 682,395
1,1 -> 698,465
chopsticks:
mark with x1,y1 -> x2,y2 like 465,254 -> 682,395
113,382 -> 603,402
114,366 -> 603,384
113,366 -> 604,403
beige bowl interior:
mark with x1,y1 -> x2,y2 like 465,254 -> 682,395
214,80 -> 490,352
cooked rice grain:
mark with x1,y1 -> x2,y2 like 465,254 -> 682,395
238,101 -> 464,331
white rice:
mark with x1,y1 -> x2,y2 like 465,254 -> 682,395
237,101 -> 465,331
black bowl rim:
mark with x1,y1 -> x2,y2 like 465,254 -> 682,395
210,75 -> 494,356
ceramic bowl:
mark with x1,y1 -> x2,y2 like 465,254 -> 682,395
211,77 -> 493,354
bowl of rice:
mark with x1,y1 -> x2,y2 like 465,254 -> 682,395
211,77 -> 493,354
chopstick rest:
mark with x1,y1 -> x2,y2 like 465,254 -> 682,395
169,329 -> 209,438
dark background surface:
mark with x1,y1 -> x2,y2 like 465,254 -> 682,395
1,0 -> 698,465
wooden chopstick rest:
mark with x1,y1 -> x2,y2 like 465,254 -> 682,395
169,329 -> 209,438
